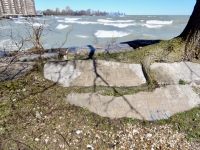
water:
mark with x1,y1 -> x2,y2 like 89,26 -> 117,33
0,15 -> 190,51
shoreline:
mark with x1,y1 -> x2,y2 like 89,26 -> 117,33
0,39 -> 162,60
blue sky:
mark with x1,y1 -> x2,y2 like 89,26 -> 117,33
34,0 -> 196,15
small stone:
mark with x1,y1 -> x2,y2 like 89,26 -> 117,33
35,111 -> 41,119
87,144 -> 94,150
132,129 -> 139,134
45,137 -> 49,144
146,133 -> 153,139
76,130 -> 82,134
35,138 -> 39,142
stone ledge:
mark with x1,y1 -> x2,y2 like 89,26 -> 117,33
0,62 -> 35,81
66,85 -> 200,120
44,60 -> 146,87
151,62 -> 200,85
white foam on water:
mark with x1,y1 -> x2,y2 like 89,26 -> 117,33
0,26 -> 16,29
146,20 -> 173,25
55,17 -> 64,19
57,20 -> 65,23
95,30 -> 130,38
58,18 -> 98,25
142,24 -> 163,28
14,21 -> 27,24
35,18 -> 48,21
75,21 -> 99,25
64,18 -> 81,21
143,34 -> 157,37
32,23 -> 49,27
97,19 -> 134,23
103,23 -> 136,28
56,24 -> 69,29
0,39 -> 18,51
76,35 -> 89,38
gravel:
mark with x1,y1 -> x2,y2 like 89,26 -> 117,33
40,123 -> 199,150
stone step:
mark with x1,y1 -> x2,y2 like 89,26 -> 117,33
151,62 -> 200,85
44,60 -> 146,87
0,62 -> 35,81
66,85 -> 200,120
18,52 -> 58,62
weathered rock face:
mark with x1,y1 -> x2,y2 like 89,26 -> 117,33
66,85 -> 200,120
0,62 -> 35,81
151,62 -> 200,85
44,60 -> 146,87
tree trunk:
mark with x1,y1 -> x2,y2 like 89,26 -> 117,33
178,0 -> 200,60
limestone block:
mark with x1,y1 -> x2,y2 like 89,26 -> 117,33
66,85 -> 200,120
0,62 -> 35,81
44,60 -> 146,87
151,62 -> 200,85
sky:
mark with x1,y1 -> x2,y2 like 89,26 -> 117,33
34,0 -> 196,15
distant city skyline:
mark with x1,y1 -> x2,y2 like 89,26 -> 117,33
34,0 -> 196,15
0,0 -> 36,16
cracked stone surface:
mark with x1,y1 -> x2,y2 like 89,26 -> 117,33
66,85 -> 200,120
44,60 -> 146,87
0,62 -> 35,81
151,62 -> 200,85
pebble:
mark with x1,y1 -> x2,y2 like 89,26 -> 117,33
87,144 -> 94,150
146,133 -> 153,139
76,130 -> 82,134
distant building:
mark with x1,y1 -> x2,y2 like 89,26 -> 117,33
0,0 -> 36,16
56,7 -> 60,13
66,6 -> 70,12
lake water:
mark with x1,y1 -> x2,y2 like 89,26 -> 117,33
0,15 -> 190,51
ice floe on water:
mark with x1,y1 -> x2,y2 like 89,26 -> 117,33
56,24 -> 70,29
95,30 -> 130,38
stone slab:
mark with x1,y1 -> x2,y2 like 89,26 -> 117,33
19,52 -> 58,61
0,62 -> 35,81
66,85 -> 200,120
151,62 -> 200,85
44,60 -> 146,87
68,43 -> 133,55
